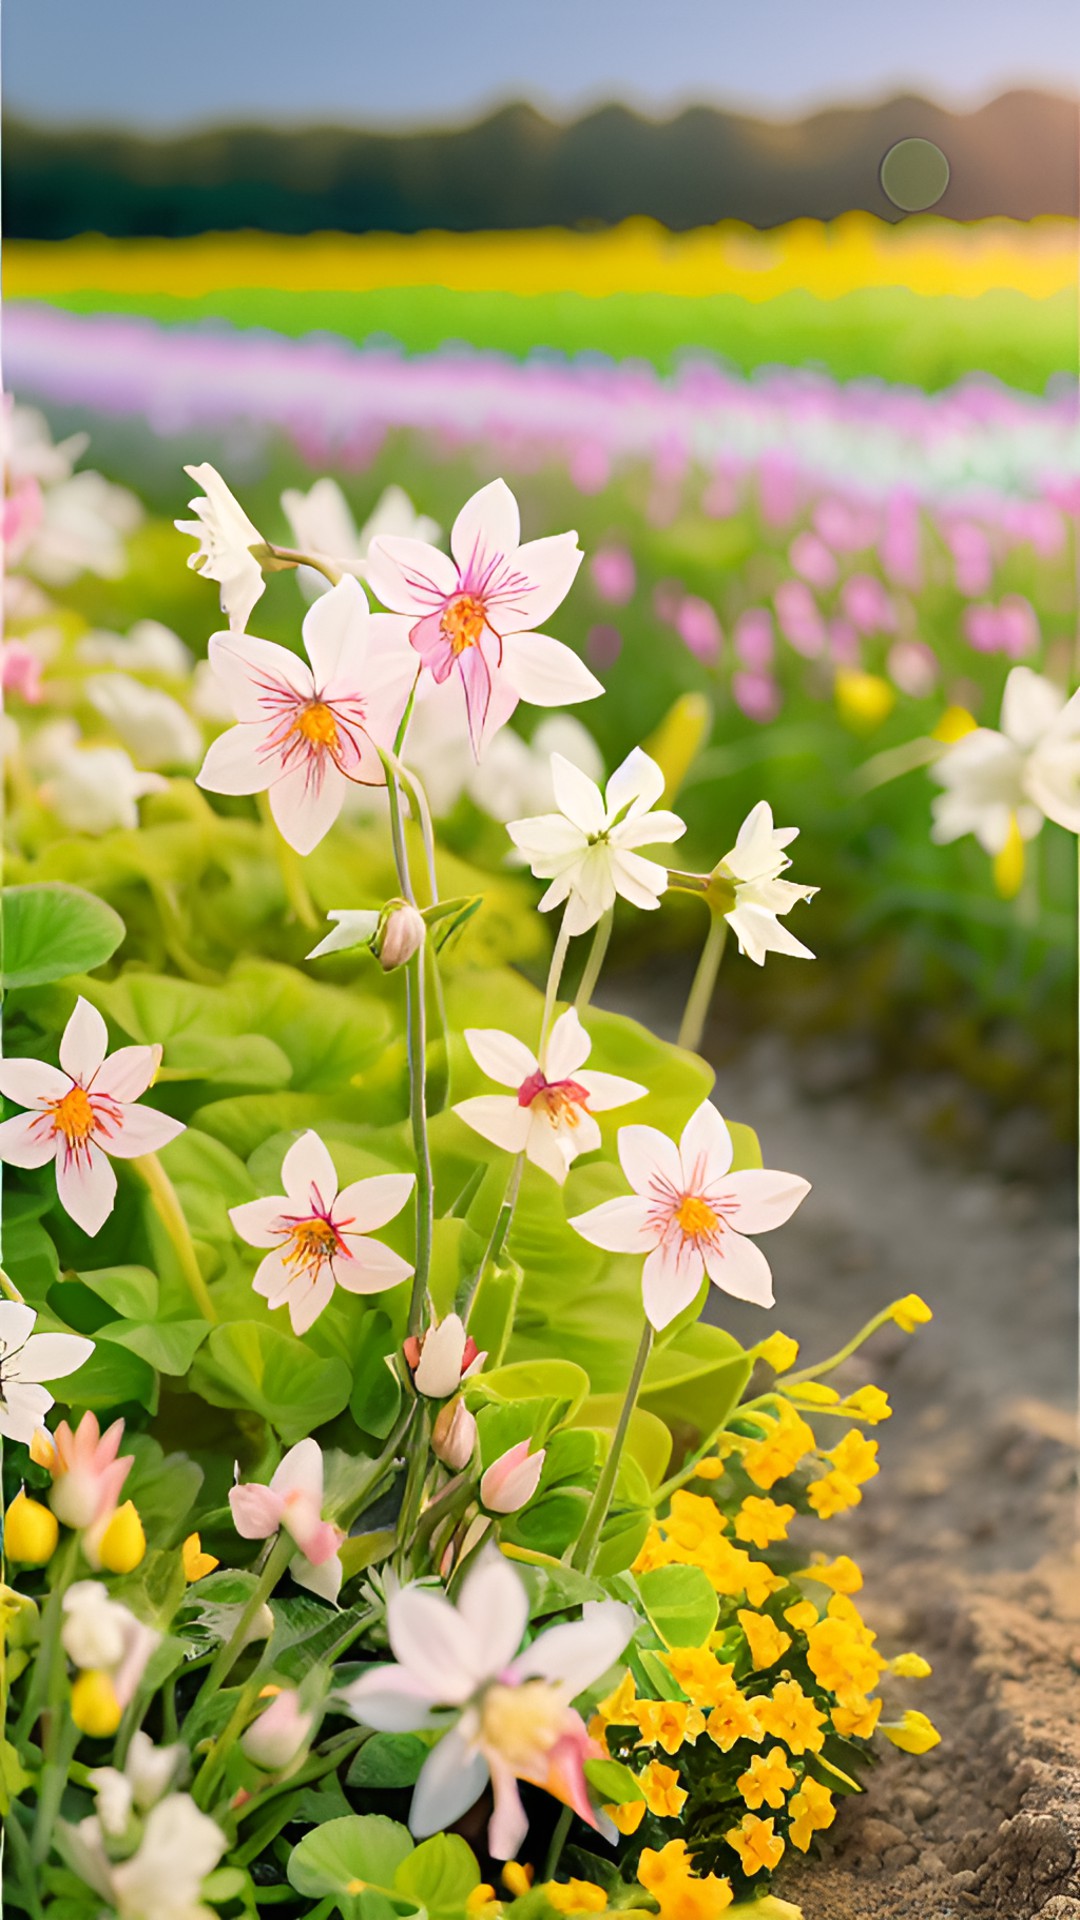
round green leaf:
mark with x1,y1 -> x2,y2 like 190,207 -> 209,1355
636,1565 -> 719,1650
395,1835 -> 481,1918
288,1814 -> 416,1901
190,1321 -> 352,1442
1,883 -> 124,989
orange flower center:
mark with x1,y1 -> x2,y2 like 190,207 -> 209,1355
293,701 -> 339,750
49,1085 -> 95,1146
283,1216 -> 339,1275
674,1193 -> 719,1239
441,594 -> 487,654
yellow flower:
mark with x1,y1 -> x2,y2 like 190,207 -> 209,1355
827,1432 -> 879,1486
787,1382 -> 839,1407
741,1412 -> 817,1491
596,1667 -> 638,1728
993,813 -> 1026,898
501,1864 -> 534,1898
839,1386 -> 891,1425
758,1681 -> 826,1755
807,1471 -> 862,1519
737,1611 -> 792,1672
706,1693 -> 763,1753
466,1886 -> 500,1913
933,705 -> 977,744
638,1841 -> 733,1920
666,1491 -> 727,1554
787,1776 -> 836,1852
831,1695 -> 882,1739
96,1501 -> 146,1575
542,1880 -> 608,1912
795,1555 -> 863,1595
890,1293 -> 932,1333
805,1618 -> 884,1699
756,1333 -> 799,1374
640,1759 -> 688,1819
661,1648 -> 736,1709
881,1709 -> 941,1754
725,1814 -> 785,1876
182,1532 -> 219,1582
635,1698 -> 706,1753
70,1669 -> 122,1738
835,670 -> 895,732
736,1745 -> 795,1811
734,1498 -> 795,1551
3,1489 -> 59,1567
605,1797 -> 646,1835
783,1601 -> 818,1633
890,1652 -> 932,1679
692,1456 -> 726,1482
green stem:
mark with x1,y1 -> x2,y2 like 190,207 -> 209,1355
393,670 -> 422,758
395,1405 -> 433,1567
133,1152 -> 218,1323
677,910 -> 728,1053
260,543 -> 342,585
397,762 -> 440,907
0,1267 -> 23,1304
380,749 -> 435,1339
192,1677 -> 260,1811
781,1306 -> 900,1387
15,1529 -> 79,1746
543,1805 -> 574,1881
198,1531 -> 293,1701
574,909 -> 613,1014
460,1153 -> 523,1325
571,1322 -> 653,1572
334,1401 -> 416,1532
232,1732 -> 368,1849
540,910 -> 573,1048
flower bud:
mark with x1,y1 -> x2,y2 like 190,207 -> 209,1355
87,1501 -> 146,1575
480,1441 -> 545,1514
182,1532 -> 219,1582
890,1293 -> 932,1333
0,1584 -> 39,1648
4,1489 -> 59,1566
880,1708 -> 941,1753
71,1669 -> 123,1738
432,1398 -> 478,1471
240,1688 -> 314,1772
405,1312 -> 484,1399
377,901 -> 426,971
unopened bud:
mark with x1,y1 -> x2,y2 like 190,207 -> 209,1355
240,1687 -> 314,1772
71,1669 -> 123,1738
4,1489 -> 59,1567
432,1398 -> 478,1471
377,901 -> 426,971
87,1501 -> 146,1575
480,1441 -> 545,1514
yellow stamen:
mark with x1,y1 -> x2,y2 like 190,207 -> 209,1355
480,1680 -> 567,1768
49,1084 -> 95,1146
674,1193 -> 719,1239
283,1216 -> 339,1274
441,594 -> 487,654
293,701 -> 339,750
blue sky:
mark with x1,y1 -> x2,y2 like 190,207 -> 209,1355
6,0 -> 1078,130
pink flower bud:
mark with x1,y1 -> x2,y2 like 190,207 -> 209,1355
377,902 -> 426,971
432,1398 -> 478,1471
240,1689 -> 314,1772
480,1441 -> 546,1514
403,1313 -> 485,1398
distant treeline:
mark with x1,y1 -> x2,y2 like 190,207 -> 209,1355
5,91 -> 1078,238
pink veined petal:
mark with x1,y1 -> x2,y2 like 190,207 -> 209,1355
230,1195 -> 291,1249
702,1229 -> 775,1308
720,1168 -> 812,1234
524,1115 -> 577,1184
286,1266 -> 337,1336
641,1240 -> 707,1332
450,478 -> 521,578
456,1556 -> 530,1672
515,1601 -> 635,1695
301,575 -> 370,687
576,1069 -> 647,1113
0,1110 -> 61,1169
15,1331 -> 95,1383
454,1096 -> 533,1155
196,723 -> 280,797
291,1549 -> 343,1603
500,631 -> 602,708
90,1044 -> 161,1103
95,1103 -> 185,1160
251,1247 -> 297,1306
569,1194 -> 656,1254
457,641 -> 493,757
271,1439 -> 325,1506
268,755 -> 347,856
60,998 -> 109,1086
604,746 -> 666,821
333,1171 -> 415,1233
411,1729 -> 491,1839
542,1007 -> 591,1081
0,1057 -> 69,1107
332,1238 -> 414,1295
282,1498 -> 342,1565
617,1122 -> 682,1201
485,1757 -> 531,1861
229,1482 -> 283,1539
365,535 -> 459,615
341,1666 -> 443,1732
389,1587 -> 486,1702
492,532 -> 583,633
464,1027 -> 538,1088
55,1139 -> 117,1236
207,630 -> 313,721
550,754 -> 605,836
679,1100 -> 734,1189
477,670 -> 522,753
281,1130 -> 340,1212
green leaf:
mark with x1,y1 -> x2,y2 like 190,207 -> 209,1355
583,1757 -> 645,1808
636,1565 -> 719,1650
52,1339 -> 157,1414
72,1265 -> 159,1320
1,883 -> 124,989
288,1814 -> 416,1908
573,1398 -> 672,1489
640,1323 -> 753,1440
348,1312 -> 403,1440
348,1734 -> 430,1791
396,1835 -> 481,1918
190,1322 -> 352,1443
469,1359 -> 591,1428
98,1319 -> 209,1377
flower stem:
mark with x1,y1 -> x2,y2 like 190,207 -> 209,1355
575,909 -> 613,1014
460,1153 -> 523,1325
677,910 -> 729,1053
570,1321 -> 653,1573
0,1266 -> 25,1304
540,910 -> 573,1048
381,752 -> 435,1340
133,1152 -> 218,1323
260,543 -> 342,586
199,1530 -> 293,1700
543,1805 -> 574,1881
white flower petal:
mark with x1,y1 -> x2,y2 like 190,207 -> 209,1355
679,1100 -> 734,1187
515,1601 -> 634,1696
641,1241 -> 707,1330
56,1141 -> 117,1236
410,1730 -> 490,1839
281,1131 -> 340,1211
0,1057 -> 70,1107
604,747 -> 665,822
457,1554 -> 530,1672
389,1588 -> 486,1703
542,1008 -> 591,1081
721,1169 -> 811,1233
576,1070 -> 647,1113
60,998 -> 109,1086
341,1666 -> 442,1732
454,1096 -> 532,1155
702,1229 -> 775,1308
332,1238 -> 413,1295
464,1028 -> 538,1088
500,630 -> 600,707
15,1331 -> 95,1384
550,755 -> 606,837
569,1194 -> 656,1253
1001,666 -> 1064,750
617,1122 -> 682,1199
301,575 -> 369,688
450,479 -> 521,576
335,1172 -> 415,1234
365,535 -> 459,615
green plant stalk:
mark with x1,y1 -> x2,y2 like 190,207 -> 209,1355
543,1804 -> 574,1881
780,1305 -> 904,1387
192,1676 -> 261,1811
460,1152 -> 523,1325
29,1531 -> 82,1863
570,1321 -> 654,1573
540,908 -> 573,1047
231,1730 -> 368,1855
574,908 -> 613,1013
14,1528 -> 79,1746
381,752 -> 435,1339
133,1152 -> 218,1323
677,909 -> 728,1053
198,1530 -> 294,1701
334,1400 -> 417,1533
3,1809 -> 44,1920
395,1403 -> 433,1567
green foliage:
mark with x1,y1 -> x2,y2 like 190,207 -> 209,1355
0,883 -> 125,989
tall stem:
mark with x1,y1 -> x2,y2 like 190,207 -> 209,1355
381,752 -> 434,1338
575,909 -> 613,1014
543,1806 -> 574,1881
571,1321 -> 653,1572
678,911 -> 728,1053
540,911 -> 573,1048
460,1154 -> 523,1325
198,1530 -> 293,1700
133,1153 -> 218,1322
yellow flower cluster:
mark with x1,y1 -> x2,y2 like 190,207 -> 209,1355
638,1840 -> 733,1919
807,1431 -> 879,1519
635,1494 -> 785,1607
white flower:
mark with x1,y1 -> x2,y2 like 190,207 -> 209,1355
229,1130 -> 414,1335
307,909 -> 381,960
61,1793 -> 225,1920
571,1099 -> 811,1330
507,747 -> 685,935
175,462 -> 266,633
281,477 -> 441,601
468,714 -> 604,825
240,1688 -> 315,1771
0,1300 -> 93,1445
0,996 -> 185,1236
404,1312 -> 485,1398
86,674 -> 203,769
26,470 -> 143,587
340,1552 -> 633,1859
87,1731 -> 186,1835
61,1581 -> 159,1707
4,403 -> 88,486
455,1007 -> 645,1183
229,1438 -> 345,1603
77,620 -> 194,676
932,665 -> 1080,853
714,801 -> 817,965
40,744 -> 166,834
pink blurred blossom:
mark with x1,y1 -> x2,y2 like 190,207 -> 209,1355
653,580 -> 684,624
774,579 -> 826,657
586,623 -> 622,670
840,572 -> 897,635
589,544 -> 636,606
733,608 -> 774,670
880,492 -> 923,591
569,443 -> 611,494
827,618 -> 861,667
946,521 -> 994,596
887,640 -> 938,697
789,531 -> 839,589
3,475 -> 44,565
732,670 -> 781,723
813,496 -> 879,553
1,642 -> 43,703
675,595 -> 722,662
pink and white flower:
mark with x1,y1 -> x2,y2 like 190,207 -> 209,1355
175,462 -> 267,633
570,1100 -> 811,1330
229,1439 -> 345,1603
36,1409 -> 133,1530
61,1581 -> 159,1708
479,1441 -> 546,1514
0,997 -> 184,1237
508,748 -> 685,936
0,1302 -> 94,1446
340,1552 -> 633,1858
229,1130 -> 414,1336
455,1008 -> 645,1184
240,1688 -> 316,1772
365,478 -> 600,754
402,1312 -> 484,1398
196,576 -> 416,854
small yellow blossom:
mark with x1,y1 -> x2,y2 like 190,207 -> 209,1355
465,1885 -> 500,1912
70,1669 -> 122,1738
692,1456 -> 726,1482
638,1841 -> 733,1920
831,1695 -> 882,1739
807,1471 -> 862,1519
890,1293 -> 932,1333
933,705 -> 977,743
758,1681 -> 826,1755
662,1647 -> 737,1708
891,1652 -> 932,1679
634,1525 -> 680,1575
783,1601 -> 819,1633
542,1880 -> 607,1912
839,1386 -> 891,1424
734,1497 -> 795,1551
666,1491 -> 728,1554
737,1610 -> 792,1672
3,1489 -> 59,1566
736,1745 -> 795,1811
788,1776 -> 836,1852
182,1532 -> 219,1581
756,1333 -> 799,1374
725,1813 -> 785,1875
501,1864 -> 534,1898
787,1382 -> 840,1407
741,1412 -> 817,1491
827,1432 -> 879,1486
641,1758 -> 689,1818
635,1698 -> 706,1753
96,1501 -> 146,1575
993,813 -> 1026,898
881,1709 -> 941,1754
706,1693 -> 763,1752
795,1555 -> 863,1594
605,1796 -> 646,1835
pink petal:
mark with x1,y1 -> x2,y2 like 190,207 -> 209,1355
542,1009 -> 591,1081
486,1758 -> 530,1861
679,1100 -> 734,1188
569,1194 -> 655,1253
333,1172 -> 414,1233
457,1555 -> 529,1672
230,1195 -> 290,1249
577,1070 -> 647,1113
284,1503 -> 342,1566
95,1103 -> 185,1160
702,1229 -> 775,1308
477,671 -> 521,753
500,631 -> 602,708
464,1028 -> 538,1088
720,1169 -> 812,1233
271,1438 -> 325,1506
281,1130 -> 340,1212
388,1588 -> 485,1702
0,1110 -> 61,1169
642,1240 -> 706,1331
617,1122 -> 682,1200
91,1044 -> 161,1103
56,1140 -> 117,1236
457,642 -> 493,756
451,478 -> 520,577
207,631 -> 312,721
454,1096 -> 532,1155
60,998 -> 108,1086
492,533 -> 583,633
333,1238 -> 413,1295
268,755 -> 347,855
286,1267 -> 336,1335
365,535 -> 459,615
197,724 -> 279,797
301,575 -> 369,687
0,1058 -> 69,1107
230,1482 -> 283,1539
411,1731 -> 491,1839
